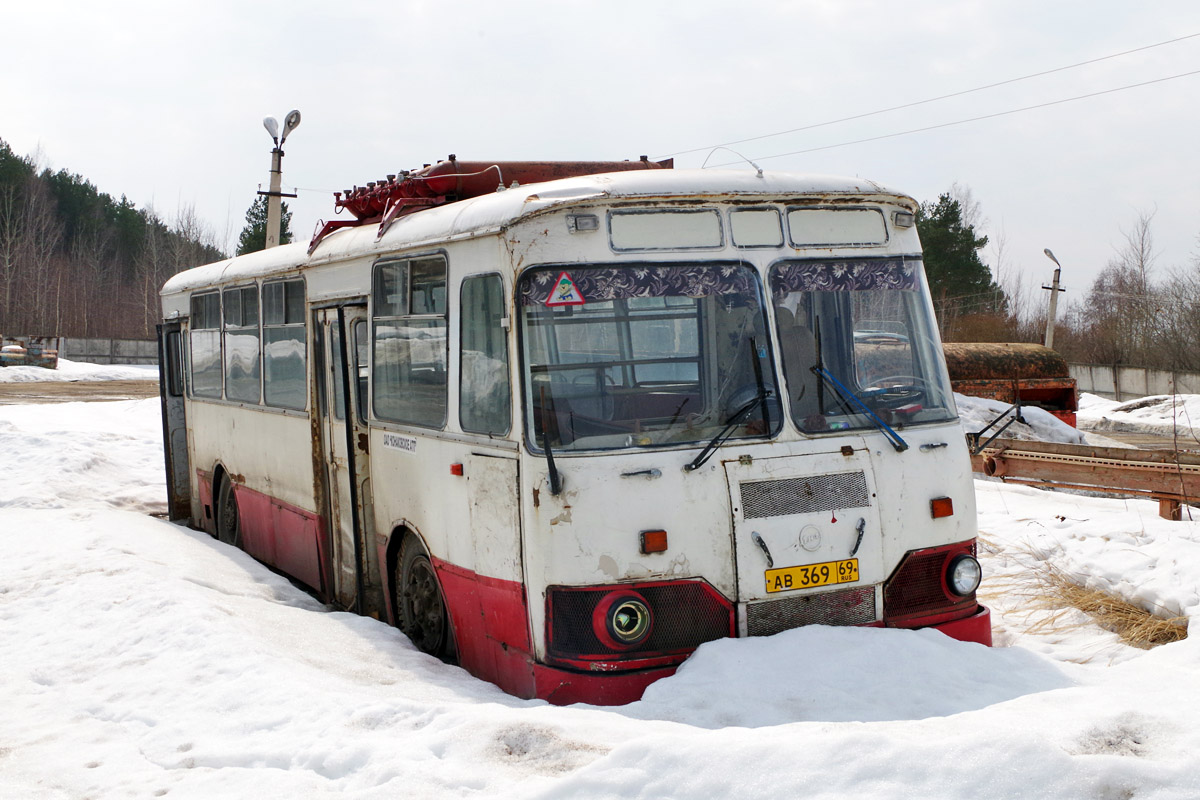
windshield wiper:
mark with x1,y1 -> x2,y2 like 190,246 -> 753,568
687,336 -> 775,472
537,386 -> 564,495
811,366 -> 908,452
685,386 -> 774,472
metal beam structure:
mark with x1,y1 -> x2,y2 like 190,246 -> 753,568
970,437 -> 1200,520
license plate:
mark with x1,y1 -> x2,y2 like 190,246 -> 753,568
765,558 -> 859,593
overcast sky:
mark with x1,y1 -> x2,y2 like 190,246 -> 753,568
5,1 -> 1200,309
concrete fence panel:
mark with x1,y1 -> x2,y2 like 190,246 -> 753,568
58,337 -> 158,365
1071,363 -> 1200,401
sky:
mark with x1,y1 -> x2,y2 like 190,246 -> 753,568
4,1 -> 1200,309
4,369 -> 1200,796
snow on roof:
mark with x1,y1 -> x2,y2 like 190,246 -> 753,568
161,169 -> 914,297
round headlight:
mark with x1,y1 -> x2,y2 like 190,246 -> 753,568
947,555 -> 982,596
592,591 -> 654,649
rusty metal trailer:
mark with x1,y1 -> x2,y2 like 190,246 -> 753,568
944,342 -> 1077,427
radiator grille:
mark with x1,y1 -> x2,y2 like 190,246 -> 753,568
883,544 -> 977,622
548,582 -> 733,661
740,471 -> 870,519
746,585 -> 877,636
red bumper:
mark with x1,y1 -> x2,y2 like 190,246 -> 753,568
926,604 -> 992,646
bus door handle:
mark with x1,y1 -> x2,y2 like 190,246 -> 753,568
850,518 -> 866,557
751,531 -> 773,568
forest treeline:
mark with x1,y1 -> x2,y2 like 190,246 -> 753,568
0,138 -> 225,339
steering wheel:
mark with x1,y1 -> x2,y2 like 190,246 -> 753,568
864,375 -> 928,404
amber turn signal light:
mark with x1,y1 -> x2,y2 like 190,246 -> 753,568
640,529 -> 668,554
930,497 -> 954,518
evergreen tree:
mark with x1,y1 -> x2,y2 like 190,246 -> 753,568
236,195 -> 292,255
916,193 -> 1001,313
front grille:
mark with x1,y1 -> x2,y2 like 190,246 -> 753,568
548,581 -> 733,661
746,585 -> 877,636
883,543 -> 976,622
740,471 -> 870,519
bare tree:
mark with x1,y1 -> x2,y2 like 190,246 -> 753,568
0,183 -> 24,328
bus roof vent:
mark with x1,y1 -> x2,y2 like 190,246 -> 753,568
308,155 -> 673,254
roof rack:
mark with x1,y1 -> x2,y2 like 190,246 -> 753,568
308,154 -> 672,253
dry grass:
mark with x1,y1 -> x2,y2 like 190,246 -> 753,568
980,535 -> 1189,649
1032,564 -> 1189,649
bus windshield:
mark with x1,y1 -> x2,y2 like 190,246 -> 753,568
770,257 -> 956,434
519,263 -> 780,452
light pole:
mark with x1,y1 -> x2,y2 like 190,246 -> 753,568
1042,248 -> 1065,350
260,110 -> 301,249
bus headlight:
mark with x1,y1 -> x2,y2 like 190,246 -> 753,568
592,591 -> 654,649
947,555 -> 982,596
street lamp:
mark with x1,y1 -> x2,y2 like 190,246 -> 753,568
1042,248 -> 1065,350
260,110 -> 301,249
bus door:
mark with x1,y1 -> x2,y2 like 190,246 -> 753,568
156,321 -> 191,520
314,305 -> 380,615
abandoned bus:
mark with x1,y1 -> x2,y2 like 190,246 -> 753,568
158,158 -> 991,705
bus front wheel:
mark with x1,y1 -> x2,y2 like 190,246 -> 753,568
395,537 -> 454,660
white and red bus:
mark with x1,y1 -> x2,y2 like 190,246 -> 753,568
158,158 -> 990,705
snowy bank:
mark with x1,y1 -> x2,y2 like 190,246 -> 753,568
1079,392 -> 1200,446
4,395 -> 1200,797
0,357 -> 158,383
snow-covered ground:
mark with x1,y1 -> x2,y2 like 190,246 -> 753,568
0,357 -> 157,383
3,391 -> 1200,798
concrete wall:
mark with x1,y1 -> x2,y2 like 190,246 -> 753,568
58,337 -> 158,365
1070,363 -> 1200,401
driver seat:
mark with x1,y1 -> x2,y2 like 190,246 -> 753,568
775,307 -> 820,421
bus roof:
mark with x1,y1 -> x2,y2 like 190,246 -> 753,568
161,169 -> 915,298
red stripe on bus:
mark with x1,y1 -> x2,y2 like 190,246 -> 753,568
431,556 -> 538,699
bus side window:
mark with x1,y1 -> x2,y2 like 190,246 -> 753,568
372,256 -> 448,428
165,330 -> 184,397
262,278 -> 307,410
329,318 -> 367,423
189,291 -> 222,398
460,274 -> 511,435
353,319 -> 368,422
223,285 -> 261,404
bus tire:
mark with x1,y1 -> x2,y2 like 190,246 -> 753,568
215,473 -> 241,549
395,537 -> 454,660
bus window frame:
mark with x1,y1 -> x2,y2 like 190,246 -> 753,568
371,252 -> 450,430
458,271 -> 513,437
261,276 -> 309,411
221,283 -> 262,405
188,290 -> 223,400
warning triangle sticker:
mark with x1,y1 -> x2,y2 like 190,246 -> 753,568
545,271 -> 586,307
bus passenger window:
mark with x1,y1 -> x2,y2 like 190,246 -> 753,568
353,320 -> 368,422
189,292 -> 222,398
373,256 -> 448,428
328,318 -> 367,423
460,274 -> 511,435
223,285 -> 261,403
262,279 -> 307,410
165,330 -> 184,398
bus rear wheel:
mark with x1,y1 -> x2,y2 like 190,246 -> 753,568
215,474 -> 241,548
396,538 -> 453,659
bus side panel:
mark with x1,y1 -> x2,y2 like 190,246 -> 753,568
235,484 -> 325,593
434,558 -> 537,699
